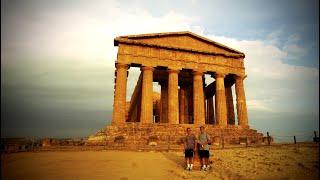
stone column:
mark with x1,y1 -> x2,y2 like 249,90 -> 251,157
112,63 -> 129,125
225,85 -> 235,125
235,75 -> 249,128
140,66 -> 154,123
160,82 -> 168,123
136,93 -> 142,122
179,88 -> 185,124
193,71 -> 205,125
204,97 -> 207,123
184,88 -> 189,124
203,76 -> 207,124
215,73 -> 227,127
207,96 -> 215,124
187,86 -> 194,123
168,69 -> 179,124
205,98 -> 208,124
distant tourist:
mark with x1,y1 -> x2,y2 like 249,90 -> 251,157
198,126 -> 211,171
184,128 -> 196,171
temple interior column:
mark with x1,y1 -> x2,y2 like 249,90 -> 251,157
154,98 -> 161,123
179,88 -> 186,124
136,92 -> 142,122
131,94 -> 141,122
207,96 -> 215,124
204,97 -> 207,124
183,87 -> 189,123
215,73 -> 227,127
187,86 -> 194,123
168,69 -> 179,124
112,63 -> 129,125
127,73 -> 143,122
193,71 -> 205,125
160,82 -> 168,123
235,75 -> 249,128
203,76 -> 207,124
205,98 -> 208,124
140,66 -> 154,123
225,85 -> 235,125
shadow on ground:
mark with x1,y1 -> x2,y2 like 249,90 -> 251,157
161,152 -> 185,168
161,152 -> 215,179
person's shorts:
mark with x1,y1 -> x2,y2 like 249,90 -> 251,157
199,150 -> 209,158
184,149 -> 194,158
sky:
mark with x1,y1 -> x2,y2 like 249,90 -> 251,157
1,0 -> 319,142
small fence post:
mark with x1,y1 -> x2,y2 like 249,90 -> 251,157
267,132 -> 270,145
314,131 -> 317,142
294,136 -> 296,144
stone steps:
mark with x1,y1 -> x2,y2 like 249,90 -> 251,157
86,123 -> 265,149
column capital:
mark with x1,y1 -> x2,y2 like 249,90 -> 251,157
167,69 -> 180,74
192,70 -> 203,76
213,73 -> 226,79
235,74 -> 247,80
141,66 -> 154,71
115,63 -> 129,70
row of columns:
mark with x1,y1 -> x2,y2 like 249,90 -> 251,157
112,63 -> 248,128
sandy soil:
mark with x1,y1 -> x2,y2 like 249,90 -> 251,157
1,143 -> 318,180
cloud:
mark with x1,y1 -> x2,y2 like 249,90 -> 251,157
287,34 -> 301,43
207,35 -> 318,80
282,34 -> 308,59
1,1 -> 203,137
2,2 -> 198,66
246,100 -> 273,112
207,34 -> 318,113
266,29 -> 284,45
1,0 -> 318,138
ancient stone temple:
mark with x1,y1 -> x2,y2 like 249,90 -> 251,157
87,31 -> 263,149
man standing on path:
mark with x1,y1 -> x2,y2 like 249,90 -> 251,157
198,126 -> 211,171
184,128 -> 196,171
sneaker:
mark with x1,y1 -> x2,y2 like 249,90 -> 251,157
185,166 -> 190,171
201,166 -> 206,171
205,165 -> 211,171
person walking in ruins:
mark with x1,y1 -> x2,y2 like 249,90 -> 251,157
198,126 -> 211,171
184,128 -> 196,171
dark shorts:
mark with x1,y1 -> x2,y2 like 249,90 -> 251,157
184,149 -> 194,158
199,150 -> 209,158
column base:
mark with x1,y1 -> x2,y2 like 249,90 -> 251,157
238,125 -> 250,129
218,125 -> 227,128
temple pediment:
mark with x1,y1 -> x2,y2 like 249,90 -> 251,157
114,31 -> 244,58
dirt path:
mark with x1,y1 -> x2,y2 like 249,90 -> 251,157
1,144 -> 318,180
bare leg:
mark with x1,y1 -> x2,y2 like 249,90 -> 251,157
201,158 -> 205,167
205,158 -> 209,166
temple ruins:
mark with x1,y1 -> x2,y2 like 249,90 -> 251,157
87,31 -> 263,149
